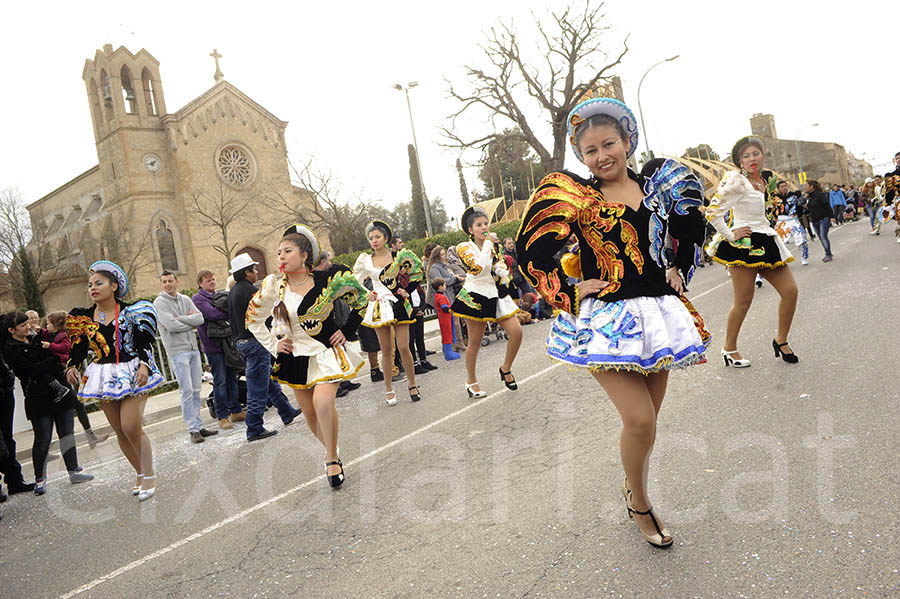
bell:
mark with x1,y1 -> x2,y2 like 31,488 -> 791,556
125,87 -> 136,103
103,81 -> 112,103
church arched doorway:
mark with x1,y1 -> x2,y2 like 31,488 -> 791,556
237,246 -> 268,277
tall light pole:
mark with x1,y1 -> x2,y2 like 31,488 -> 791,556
636,54 -> 679,163
393,81 -> 433,236
794,123 -> 819,179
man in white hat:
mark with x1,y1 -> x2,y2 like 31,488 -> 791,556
227,254 -> 301,442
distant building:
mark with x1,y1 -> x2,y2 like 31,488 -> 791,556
746,113 -> 870,187
27,44 -> 328,311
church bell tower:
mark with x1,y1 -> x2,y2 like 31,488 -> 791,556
82,44 -> 173,205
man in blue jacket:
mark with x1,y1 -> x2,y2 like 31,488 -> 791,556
829,184 -> 847,224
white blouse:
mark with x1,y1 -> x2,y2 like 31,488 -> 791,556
352,253 -> 396,302
706,171 -> 777,242
246,274 -> 322,357
456,240 -> 510,299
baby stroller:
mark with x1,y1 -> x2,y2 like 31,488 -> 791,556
481,321 -> 509,346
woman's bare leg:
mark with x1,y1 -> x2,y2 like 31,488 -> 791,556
393,324 -> 416,389
724,266 -> 758,360
758,265 -> 799,354
291,388 -> 323,445
592,370 -> 671,543
101,402 -> 141,481
119,394 -> 153,478
310,383 -> 341,475
374,326 -> 395,394
497,316 -> 523,379
463,320 -> 486,391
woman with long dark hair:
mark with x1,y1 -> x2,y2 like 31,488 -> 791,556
706,137 -> 800,367
353,220 -> 425,405
517,97 -> 710,548
247,225 -> 368,487
2,311 -> 93,495
427,245 -> 466,354
65,261 -> 163,500
451,206 -> 523,398
803,179 -> 834,262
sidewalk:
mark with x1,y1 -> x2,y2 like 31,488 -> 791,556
11,318 -> 447,463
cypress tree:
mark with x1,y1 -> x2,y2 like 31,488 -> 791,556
408,144 -> 427,236
457,158 -> 470,208
19,246 -> 44,315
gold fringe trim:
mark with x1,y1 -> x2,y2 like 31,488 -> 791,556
451,309 -> 519,323
547,351 -> 706,376
272,359 -> 365,390
711,256 -> 795,270
361,318 -> 415,329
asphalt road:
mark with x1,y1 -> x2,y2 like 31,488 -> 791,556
1,219 -> 898,599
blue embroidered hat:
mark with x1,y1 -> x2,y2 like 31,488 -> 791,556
566,97 -> 640,162
89,260 -> 129,298
283,223 -> 321,265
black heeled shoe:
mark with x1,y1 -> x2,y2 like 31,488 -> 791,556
499,367 -> 518,390
772,339 -> 799,364
409,385 -> 422,402
325,459 -> 345,488
626,505 -> 674,548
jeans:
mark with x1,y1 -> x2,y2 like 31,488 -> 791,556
866,204 -> 880,230
833,205 -> 844,223
236,337 -> 297,437
812,218 -> 832,257
206,351 -> 241,420
171,350 -> 204,433
0,386 -> 25,487
32,407 -> 78,480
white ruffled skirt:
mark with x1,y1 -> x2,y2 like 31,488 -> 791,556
547,295 -> 710,374
272,344 -> 365,389
78,357 -> 164,401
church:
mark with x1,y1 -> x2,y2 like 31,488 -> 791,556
28,44 -> 328,310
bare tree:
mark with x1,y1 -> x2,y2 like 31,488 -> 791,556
189,180 -> 256,266
0,187 -> 66,304
262,157 -> 379,255
443,2 -> 628,171
99,205 -> 156,295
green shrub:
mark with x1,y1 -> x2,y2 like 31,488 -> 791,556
333,219 -> 522,266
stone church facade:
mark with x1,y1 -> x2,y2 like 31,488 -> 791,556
28,44 -> 327,311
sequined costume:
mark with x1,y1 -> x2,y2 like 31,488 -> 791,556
706,170 -> 794,268
773,191 -> 809,262
516,159 -> 710,374
66,301 -> 164,401
353,249 -> 424,328
450,239 -> 519,322
246,265 -> 369,389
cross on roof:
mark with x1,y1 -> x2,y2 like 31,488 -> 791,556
210,48 -> 224,82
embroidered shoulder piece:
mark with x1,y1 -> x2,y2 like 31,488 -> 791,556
380,248 -> 423,290
299,269 -> 369,336
66,313 -> 110,361
456,243 -> 482,275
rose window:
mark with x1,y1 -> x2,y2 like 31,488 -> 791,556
216,145 -> 254,186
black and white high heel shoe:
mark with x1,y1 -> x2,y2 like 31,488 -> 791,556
722,349 -> 751,368
466,383 -> 487,399
325,460 -> 345,488
498,367 -> 518,390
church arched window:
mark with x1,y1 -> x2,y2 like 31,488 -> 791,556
89,78 -> 102,136
100,69 -> 113,121
156,219 -> 179,271
120,66 -> 138,114
141,68 -> 158,116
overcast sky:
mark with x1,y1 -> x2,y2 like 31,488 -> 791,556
3,0 -> 897,224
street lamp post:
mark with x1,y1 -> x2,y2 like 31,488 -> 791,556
794,123 -> 819,180
393,81 -> 433,236
636,54 -> 679,164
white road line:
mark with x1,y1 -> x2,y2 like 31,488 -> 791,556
690,279 -> 730,301
58,362 -> 562,599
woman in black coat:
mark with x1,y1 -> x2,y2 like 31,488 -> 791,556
804,180 -> 834,262
2,312 -> 93,495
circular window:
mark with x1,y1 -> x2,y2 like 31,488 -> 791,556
216,144 -> 255,186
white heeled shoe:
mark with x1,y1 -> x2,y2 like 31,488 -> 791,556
132,474 -> 143,496
466,383 -> 487,399
384,391 -> 397,406
722,349 -> 751,368
137,475 -> 156,501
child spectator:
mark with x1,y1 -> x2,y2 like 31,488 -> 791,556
431,278 -> 460,361
41,312 -> 108,448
